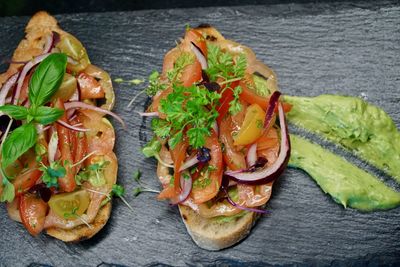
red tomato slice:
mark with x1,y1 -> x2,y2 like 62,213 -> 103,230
157,139 -> 189,200
13,150 -> 42,196
239,80 -> 292,113
77,72 -> 105,99
257,127 -> 279,151
191,130 -> 223,204
19,194 -> 48,236
181,61 -> 202,87
219,114 -> 247,171
215,81 -> 240,125
79,109 -> 115,155
70,117 -> 88,173
184,29 -> 207,57
54,98 -> 76,192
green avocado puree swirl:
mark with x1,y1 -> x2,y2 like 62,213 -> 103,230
289,135 -> 400,211
284,94 -> 400,183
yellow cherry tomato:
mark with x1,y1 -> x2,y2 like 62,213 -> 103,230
48,190 -> 90,219
233,103 -> 265,146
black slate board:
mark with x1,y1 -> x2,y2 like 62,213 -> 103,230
1,2 -> 400,266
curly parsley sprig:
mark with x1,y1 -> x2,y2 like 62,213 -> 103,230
154,84 -> 221,149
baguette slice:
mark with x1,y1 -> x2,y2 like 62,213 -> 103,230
1,11 -> 115,242
179,205 -> 263,251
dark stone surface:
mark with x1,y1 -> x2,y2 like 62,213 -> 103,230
0,2 -> 399,266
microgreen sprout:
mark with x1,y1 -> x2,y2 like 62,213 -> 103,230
132,169 -> 160,197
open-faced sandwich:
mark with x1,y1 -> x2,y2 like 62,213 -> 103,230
141,25 -> 291,250
0,11 -> 123,241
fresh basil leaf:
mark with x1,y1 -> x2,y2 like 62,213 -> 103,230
0,177 -> 15,202
0,105 -> 29,120
32,106 -> 64,125
1,122 -> 37,168
28,53 -> 67,107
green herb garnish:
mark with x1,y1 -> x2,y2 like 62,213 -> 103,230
40,161 -> 66,188
0,53 -> 67,202
156,84 -> 221,149
131,169 -> 160,197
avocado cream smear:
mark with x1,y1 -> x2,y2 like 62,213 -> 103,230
285,95 -> 400,183
289,135 -> 400,211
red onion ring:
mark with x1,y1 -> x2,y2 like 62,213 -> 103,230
137,111 -> 159,117
264,91 -> 281,129
190,42 -> 208,70
56,119 -> 90,132
0,72 -> 18,107
246,143 -> 257,168
12,53 -> 51,105
221,177 -> 268,214
64,101 -> 126,128
38,125 -> 51,134
224,102 -> 291,184
48,129 -> 58,163
42,33 -> 54,54
67,88 -> 80,119
170,171 -> 193,205
179,156 -> 199,172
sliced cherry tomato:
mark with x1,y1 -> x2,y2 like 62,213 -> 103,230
191,130 -> 223,204
181,61 -> 202,87
77,72 -> 105,99
51,73 -> 77,101
70,117 -> 87,173
219,116 -> 247,171
13,150 -> 42,196
216,89 -> 234,125
215,81 -> 240,125
158,138 -> 189,200
48,190 -> 90,219
19,193 -> 48,236
184,29 -> 207,57
239,80 -> 292,113
54,98 -> 76,192
233,103 -> 265,146
18,72 -> 33,105
79,110 -> 115,154
257,127 -> 279,151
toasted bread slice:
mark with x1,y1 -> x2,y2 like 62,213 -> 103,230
46,202 -> 112,242
1,11 -> 115,242
179,205 -> 262,251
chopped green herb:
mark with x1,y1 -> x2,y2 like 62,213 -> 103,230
146,71 -> 167,96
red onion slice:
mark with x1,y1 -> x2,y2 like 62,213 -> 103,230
179,156 -> 199,172
56,119 -> 90,132
190,42 -> 208,70
48,129 -> 58,163
42,33 -> 54,54
13,53 -> 51,105
264,91 -> 281,129
221,177 -> 268,214
137,111 -> 159,117
246,143 -> 257,168
64,101 -> 126,128
67,88 -> 80,119
170,171 -> 193,205
0,72 -> 18,107
224,103 -> 291,184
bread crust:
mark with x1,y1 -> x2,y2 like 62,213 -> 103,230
179,205 -> 262,251
1,11 -> 115,242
